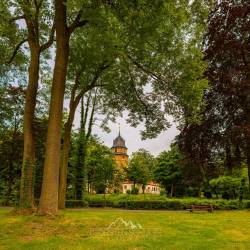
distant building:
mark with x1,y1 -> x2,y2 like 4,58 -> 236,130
111,131 -> 129,168
111,130 -> 161,194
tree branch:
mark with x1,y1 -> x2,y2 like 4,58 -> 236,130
86,88 -> 98,140
126,54 -> 169,85
11,15 -> 26,22
67,71 -> 81,114
127,62 -> 151,116
7,38 -> 28,64
34,0 -> 43,10
71,62 -> 111,112
74,73 -> 100,107
83,92 -> 92,130
40,22 -> 55,52
68,10 -> 88,34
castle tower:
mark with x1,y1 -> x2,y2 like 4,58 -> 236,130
111,130 -> 128,168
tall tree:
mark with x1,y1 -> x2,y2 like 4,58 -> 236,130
154,144 -> 182,197
85,138 -> 115,194
74,91 -> 97,200
38,0 -> 89,215
58,29 -> 112,207
0,0 -> 55,210
127,149 -> 154,192
39,0 -> 210,214
0,85 -> 24,205
180,0 -> 250,191
60,0 -> 210,210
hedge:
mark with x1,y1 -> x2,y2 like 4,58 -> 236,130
65,200 -> 89,208
64,195 -> 250,210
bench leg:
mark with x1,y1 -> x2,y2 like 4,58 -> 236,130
190,205 -> 194,212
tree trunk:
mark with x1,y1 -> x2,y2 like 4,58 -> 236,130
142,184 -> 145,194
58,71 -> 100,209
74,93 -> 96,201
247,142 -> 250,193
38,0 -> 69,215
58,77 -> 80,208
245,109 -> 250,193
75,97 -> 87,200
170,184 -> 174,198
58,120 -> 73,209
20,45 -> 40,209
225,144 -> 233,175
75,144 -> 86,200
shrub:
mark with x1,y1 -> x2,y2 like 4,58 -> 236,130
84,194 -> 250,210
209,176 -> 247,199
204,191 -> 212,199
202,182 -> 213,199
244,201 -> 250,208
185,187 -> 200,197
113,188 -> 120,194
131,187 -> 139,195
126,190 -> 131,195
114,200 -> 184,210
66,200 -> 89,208
160,190 -> 167,196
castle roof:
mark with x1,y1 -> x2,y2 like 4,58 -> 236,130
112,131 -> 127,148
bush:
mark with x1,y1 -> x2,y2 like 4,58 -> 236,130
126,190 -> 131,195
84,194 -> 250,210
244,201 -> 250,208
131,187 -> 139,195
185,187 -> 200,197
204,191 -> 212,199
88,200 -> 113,207
113,200 -> 184,210
209,176 -> 247,199
113,188 -> 120,194
160,190 -> 167,196
66,200 -> 89,208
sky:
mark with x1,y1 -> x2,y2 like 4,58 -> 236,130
73,110 -> 179,156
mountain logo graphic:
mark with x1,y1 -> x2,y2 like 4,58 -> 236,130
107,217 -> 142,230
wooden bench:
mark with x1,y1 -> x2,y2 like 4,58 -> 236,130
89,201 -> 105,207
188,204 -> 213,213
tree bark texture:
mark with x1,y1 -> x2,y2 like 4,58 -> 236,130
58,113 -> 75,209
246,142 -> 250,193
58,75 -> 82,209
20,45 -> 40,209
38,0 -> 69,215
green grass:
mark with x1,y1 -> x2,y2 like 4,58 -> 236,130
1,207 -> 250,250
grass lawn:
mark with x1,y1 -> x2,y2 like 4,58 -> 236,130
0,208 -> 250,250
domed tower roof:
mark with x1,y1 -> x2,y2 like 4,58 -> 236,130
112,131 -> 127,148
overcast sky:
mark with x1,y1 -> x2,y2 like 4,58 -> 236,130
73,110 -> 179,156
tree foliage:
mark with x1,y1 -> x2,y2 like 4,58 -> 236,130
85,138 -> 115,194
154,144 -> 182,196
179,0 -> 250,190
127,149 -> 154,191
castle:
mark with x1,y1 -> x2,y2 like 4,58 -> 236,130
111,131 -> 160,194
